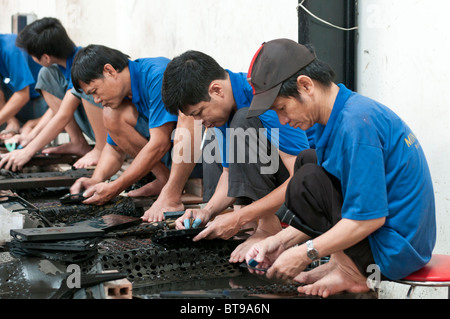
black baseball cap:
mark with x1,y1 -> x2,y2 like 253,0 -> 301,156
246,38 -> 316,118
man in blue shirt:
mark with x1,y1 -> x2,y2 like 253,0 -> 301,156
245,39 -> 436,298
0,33 -> 47,141
0,18 -> 106,171
68,45 -> 178,206
161,50 -> 310,263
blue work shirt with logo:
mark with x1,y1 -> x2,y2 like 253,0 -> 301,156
314,84 -> 436,280
0,34 -> 42,99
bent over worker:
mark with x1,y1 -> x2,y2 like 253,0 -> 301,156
0,18 -> 106,170
69,45 -> 177,206
161,50 -> 311,263
245,38 -> 436,298
0,33 -> 47,143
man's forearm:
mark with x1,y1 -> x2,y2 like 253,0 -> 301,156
90,144 -> 125,183
276,226 -> 310,249
110,139 -> 170,195
25,108 -> 54,141
233,178 -> 290,227
312,217 -> 385,260
0,88 -> 30,126
203,169 -> 236,218
24,93 -> 78,154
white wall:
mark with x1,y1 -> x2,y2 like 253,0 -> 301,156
0,0 -> 298,71
1,0 -> 448,299
357,0 -> 450,299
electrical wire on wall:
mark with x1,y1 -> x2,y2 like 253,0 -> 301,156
297,0 -> 358,31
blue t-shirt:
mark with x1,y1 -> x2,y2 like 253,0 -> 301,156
107,58 -> 177,146
214,70 -> 310,168
58,46 -> 81,91
0,34 -> 42,99
315,84 -> 436,280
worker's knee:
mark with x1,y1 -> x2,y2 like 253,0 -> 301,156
103,102 -> 138,135
294,149 -> 318,172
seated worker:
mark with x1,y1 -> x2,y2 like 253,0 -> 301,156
161,50 -> 310,263
0,17 -> 106,170
68,45 -> 177,205
0,33 -> 48,143
244,39 -> 436,298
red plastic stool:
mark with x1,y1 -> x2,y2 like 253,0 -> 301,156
394,254 -> 450,298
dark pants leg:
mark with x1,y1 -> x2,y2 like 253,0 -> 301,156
203,107 -> 289,203
285,149 -> 376,277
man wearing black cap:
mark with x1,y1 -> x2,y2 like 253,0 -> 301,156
245,38 -> 436,297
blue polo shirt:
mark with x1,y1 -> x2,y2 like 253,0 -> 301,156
214,70 -> 310,168
107,58 -> 177,146
59,46 -> 81,91
0,34 -> 41,99
315,84 -> 436,280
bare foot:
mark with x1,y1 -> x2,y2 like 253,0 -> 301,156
0,129 -> 19,141
141,198 -> 185,222
127,178 -> 165,198
72,148 -> 102,168
295,255 -> 337,285
229,229 -> 268,264
4,120 -> 20,135
296,252 -> 370,298
42,142 -> 92,157
229,215 -> 281,264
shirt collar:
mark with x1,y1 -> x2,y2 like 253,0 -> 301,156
226,70 -> 253,109
315,83 -> 352,151
65,47 -> 81,71
128,60 -> 140,105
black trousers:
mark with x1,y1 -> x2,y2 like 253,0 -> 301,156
284,149 -> 376,277
202,107 -> 289,204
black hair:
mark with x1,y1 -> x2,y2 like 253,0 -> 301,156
71,45 -> 130,93
162,50 -> 227,115
279,44 -> 335,100
16,17 -> 76,59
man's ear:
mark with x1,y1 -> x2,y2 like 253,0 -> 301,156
103,64 -> 117,78
296,75 -> 314,96
208,81 -> 224,98
41,54 -> 52,65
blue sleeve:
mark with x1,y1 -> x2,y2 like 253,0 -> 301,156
333,143 -> 389,221
1,49 -> 35,93
146,77 -> 177,129
259,110 -> 310,155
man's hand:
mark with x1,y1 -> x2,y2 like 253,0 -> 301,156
70,177 -> 98,195
191,211 -> 242,242
175,208 -> 213,230
82,182 -> 120,206
245,236 -> 286,276
0,148 -> 34,171
266,245 -> 310,282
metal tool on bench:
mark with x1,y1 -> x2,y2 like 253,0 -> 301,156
69,214 -> 142,233
10,226 -> 105,242
8,226 -> 105,262
163,211 -> 185,219
59,193 -> 87,204
239,259 -> 268,273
